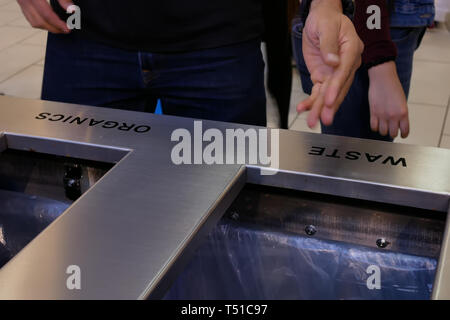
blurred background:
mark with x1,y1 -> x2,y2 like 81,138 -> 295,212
0,0 -> 449,148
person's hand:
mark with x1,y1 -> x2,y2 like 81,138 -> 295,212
17,0 -> 73,34
368,61 -> 409,139
297,0 -> 364,128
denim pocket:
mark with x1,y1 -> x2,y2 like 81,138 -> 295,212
390,0 -> 435,27
393,0 -> 434,14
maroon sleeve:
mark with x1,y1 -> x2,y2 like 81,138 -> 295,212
353,0 -> 398,68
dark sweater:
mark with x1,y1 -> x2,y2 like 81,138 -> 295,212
353,0 -> 398,68
51,0 -> 264,53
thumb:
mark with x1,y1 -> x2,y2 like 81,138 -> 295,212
58,0 -> 75,11
319,26 -> 340,67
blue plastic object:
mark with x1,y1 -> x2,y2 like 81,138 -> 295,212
155,100 -> 163,115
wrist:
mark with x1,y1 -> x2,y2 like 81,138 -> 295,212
369,61 -> 402,88
310,0 -> 342,11
301,0 -> 347,27
368,61 -> 397,79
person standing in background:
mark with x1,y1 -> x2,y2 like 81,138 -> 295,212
17,0 -> 267,126
293,0 -> 434,141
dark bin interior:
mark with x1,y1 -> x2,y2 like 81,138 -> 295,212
166,184 -> 447,300
0,149 -> 113,268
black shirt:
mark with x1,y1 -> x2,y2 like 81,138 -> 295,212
52,0 -> 264,53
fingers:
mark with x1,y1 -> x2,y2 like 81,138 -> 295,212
17,0 -> 70,33
320,67 -> 354,126
296,82 -> 325,129
21,3 -> 63,33
399,117 -> 410,138
374,119 -> 409,139
310,70 -> 326,84
307,84 -> 326,128
57,0 -> 75,11
34,0 -> 70,32
370,116 -> 379,133
297,83 -> 321,114
379,119 -> 389,137
370,108 -> 409,139
298,16 -> 365,129
298,63 -> 355,129
389,121 -> 399,139
375,118 -> 400,139
318,22 -> 341,67
324,41 -> 361,108
323,17 -> 363,108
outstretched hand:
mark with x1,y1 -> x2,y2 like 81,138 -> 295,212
298,0 -> 364,128
368,61 -> 410,139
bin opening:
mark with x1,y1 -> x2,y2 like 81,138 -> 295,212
0,148 -> 114,269
166,184 -> 447,300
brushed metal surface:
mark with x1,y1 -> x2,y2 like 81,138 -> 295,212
5,133 -> 130,164
0,95 -> 449,299
433,206 -> 450,300
249,129 -> 450,211
226,184 -> 446,259
0,96 -> 245,299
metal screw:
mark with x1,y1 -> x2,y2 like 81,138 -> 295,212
305,225 -> 317,236
376,238 -> 390,248
230,211 -> 240,221
66,179 -> 77,188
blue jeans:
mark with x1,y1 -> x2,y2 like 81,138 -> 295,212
390,0 -> 435,27
42,32 -> 266,126
292,24 -> 426,141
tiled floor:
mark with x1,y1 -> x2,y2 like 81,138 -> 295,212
0,0 -> 46,99
0,0 -> 449,149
